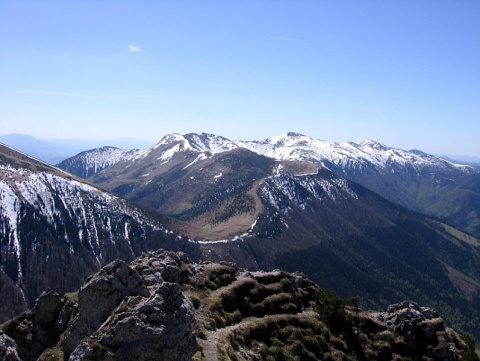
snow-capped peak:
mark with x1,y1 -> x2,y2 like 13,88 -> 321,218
125,132 -> 478,175
152,133 -> 193,151
359,140 -> 388,151
262,132 -> 308,146
183,133 -> 239,154
158,133 -> 187,145
57,146 -> 143,178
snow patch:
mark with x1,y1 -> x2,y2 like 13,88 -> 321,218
183,153 -> 208,169
259,174 -> 358,213
1,164 -> 164,283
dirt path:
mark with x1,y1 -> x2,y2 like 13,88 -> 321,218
197,330 -> 219,360
197,310 -> 319,361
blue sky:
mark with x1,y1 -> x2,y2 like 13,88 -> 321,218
1,1 -> 479,157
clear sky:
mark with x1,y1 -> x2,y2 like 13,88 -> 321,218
1,1 -> 479,157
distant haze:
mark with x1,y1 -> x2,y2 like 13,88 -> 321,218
0,134 -> 152,164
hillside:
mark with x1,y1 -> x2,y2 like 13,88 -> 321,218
1,250 -> 477,361
424,173 -> 480,236
0,143 -> 195,322
190,170 -> 480,339
56,146 -> 142,178
81,140 -> 311,240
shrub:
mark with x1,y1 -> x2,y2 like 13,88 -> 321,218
188,294 -> 201,309
204,265 -> 237,290
313,290 -> 351,333
461,333 -> 480,361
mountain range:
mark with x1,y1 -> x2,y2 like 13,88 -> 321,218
1,132 -> 480,341
59,132 -> 480,238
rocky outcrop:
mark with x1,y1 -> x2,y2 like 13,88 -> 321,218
63,259 -> 150,355
0,331 -> 20,361
373,301 -> 444,347
362,301 -> 469,361
70,282 -> 197,361
1,250 -> 477,361
1,251 -> 198,361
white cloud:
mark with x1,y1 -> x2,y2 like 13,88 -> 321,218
243,39 -> 256,47
128,44 -> 141,52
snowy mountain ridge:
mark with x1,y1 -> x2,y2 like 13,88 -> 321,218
253,133 -> 474,172
142,132 -> 476,174
59,132 -> 476,179
259,173 -> 358,213
57,146 -> 142,178
0,162 -> 164,284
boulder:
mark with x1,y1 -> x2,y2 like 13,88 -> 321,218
69,282 -> 197,361
368,301 -> 461,361
63,259 -> 150,356
0,331 -> 20,361
131,250 -> 194,289
0,291 -> 66,361
32,289 -> 63,327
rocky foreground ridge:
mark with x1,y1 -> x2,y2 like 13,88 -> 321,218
1,250 -> 478,361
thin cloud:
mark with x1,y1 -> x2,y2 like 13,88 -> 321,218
9,89 -> 104,99
6,89 -> 161,100
269,36 -> 306,42
243,39 -> 256,47
128,44 -> 141,52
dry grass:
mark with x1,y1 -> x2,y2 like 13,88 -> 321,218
223,314 -> 331,361
441,261 -> 480,301
38,347 -> 64,361
278,160 -> 319,176
63,291 -> 79,303
439,222 -> 480,246
187,180 -> 265,241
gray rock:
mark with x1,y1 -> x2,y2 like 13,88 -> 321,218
54,297 -> 76,333
378,301 -> 439,331
63,259 -> 150,356
69,282 -> 198,361
369,301 -> 458,359
0,291 -> 66,361
132,250 -> 193,288
0,331 -> 20,361
32,289 -> 64,327
2,254 -> 188,360
433,344 -> 458,361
